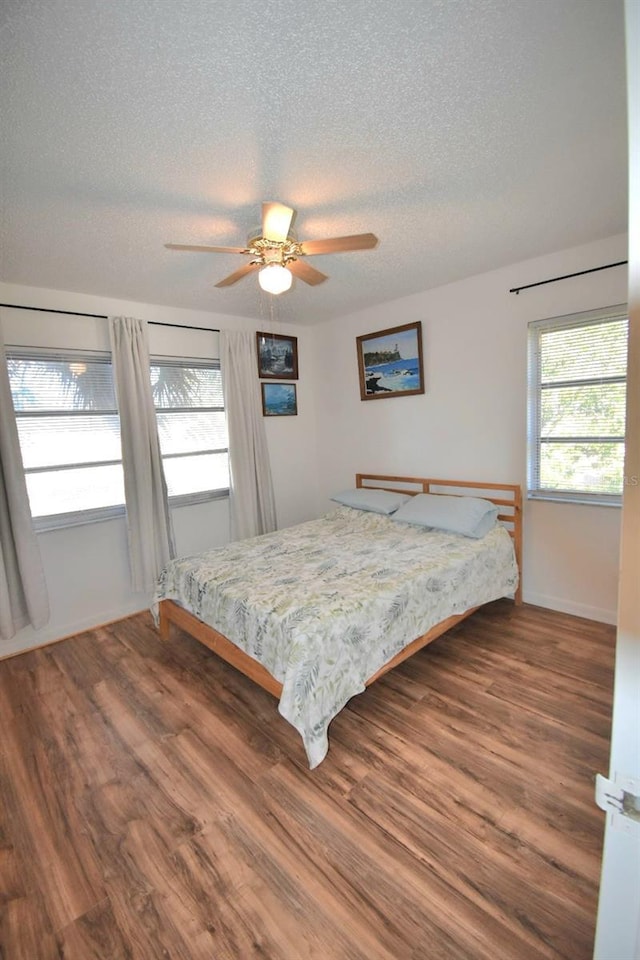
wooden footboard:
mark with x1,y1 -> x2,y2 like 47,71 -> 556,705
159,599 -> 283,698
364,606 -> 479,686
158,598 -> 479,699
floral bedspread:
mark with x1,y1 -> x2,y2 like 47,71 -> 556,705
152,506 -> 519,767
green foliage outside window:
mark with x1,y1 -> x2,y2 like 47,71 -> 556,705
529,310 -> 628,502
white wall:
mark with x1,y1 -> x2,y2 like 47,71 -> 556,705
0,282 -> 321,656
312,233 -> 628,624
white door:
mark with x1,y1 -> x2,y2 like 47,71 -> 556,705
593,613 -> 640,960
593,4 -> 640,956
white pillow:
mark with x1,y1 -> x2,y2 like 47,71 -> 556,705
391,493 -> 499,538
330,488 -> 412,515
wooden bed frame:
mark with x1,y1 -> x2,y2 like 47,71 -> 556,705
158,474 -> 523,701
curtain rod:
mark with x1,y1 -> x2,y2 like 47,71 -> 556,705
509,259 -> 628,295
0,302 -> 220,333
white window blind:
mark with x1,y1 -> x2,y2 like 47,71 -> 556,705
150,358 -> 229,502
7,349 -> 125,524
527,305 -> 628,504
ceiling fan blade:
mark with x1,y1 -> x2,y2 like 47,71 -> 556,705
215,262 -> 260,287
165,243 -> 248,254
288,259 -> 328,286
262,202 -> 294,243
299,233 -> 378,256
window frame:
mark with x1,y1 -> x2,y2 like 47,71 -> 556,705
7,346 -> 127,531
7,347 -> 229,532
149,353 -> 230,506
527,303 -> 628,507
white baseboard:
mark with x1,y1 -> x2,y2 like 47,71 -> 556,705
523,591 -> 617,626
0,601 -> 150,660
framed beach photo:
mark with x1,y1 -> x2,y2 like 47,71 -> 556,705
356,321 -> 425,401
261,382 -> 298,416
256,331 -> 298,379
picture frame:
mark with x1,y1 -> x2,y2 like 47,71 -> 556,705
356,321 -> 425,401
261,382 -> 298,417
256,331 -> 298,379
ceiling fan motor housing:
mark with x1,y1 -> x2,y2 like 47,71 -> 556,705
247,234 -> 302,266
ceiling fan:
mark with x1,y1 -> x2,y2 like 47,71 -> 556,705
165,201 -> 378,294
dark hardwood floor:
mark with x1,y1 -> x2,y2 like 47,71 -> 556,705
0,600 -> 614,960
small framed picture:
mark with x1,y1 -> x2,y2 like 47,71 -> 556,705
261,382 -> 297,416
356,321 -> 425,400
256,331 -> 298,379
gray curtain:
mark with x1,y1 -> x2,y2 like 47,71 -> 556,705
0,333 -> 49,641
220,329 -> 277,540
109,316 -> 175,592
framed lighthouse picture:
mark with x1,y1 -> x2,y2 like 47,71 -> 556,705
356,321 -> 424,400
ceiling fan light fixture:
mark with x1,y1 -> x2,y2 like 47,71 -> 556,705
258,263 -> 292,294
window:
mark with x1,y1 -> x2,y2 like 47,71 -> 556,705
7,348 -> 229,528
527,304 -> 628,505
150,358 -> 229,503
7,349 -> 125,526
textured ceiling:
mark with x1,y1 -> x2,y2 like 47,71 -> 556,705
0,0 -> 628,325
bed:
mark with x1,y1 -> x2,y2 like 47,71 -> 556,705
154,474 -> 522,767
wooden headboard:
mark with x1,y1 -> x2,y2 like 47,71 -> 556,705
356,473 -> 523,604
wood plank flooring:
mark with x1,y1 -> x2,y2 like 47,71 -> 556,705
0,601 -> 614,959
